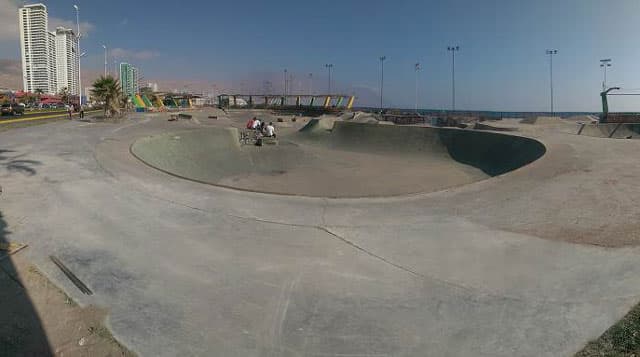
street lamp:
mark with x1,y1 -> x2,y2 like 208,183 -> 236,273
415,62 -> 421,112
600,59 -> 612,91
447,46 -> 460,111
325,64 -> 333,94
102,45 -> 107,76
283,69 -> 287,96
546,49 -> 558,115
73,5 -> 81,106
379,56 -> 386,113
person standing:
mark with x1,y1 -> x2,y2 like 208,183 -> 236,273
68,105 -> 73,120
79,105 -> 84,119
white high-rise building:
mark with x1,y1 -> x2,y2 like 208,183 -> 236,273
55,27 -> 79,95
19,3 -> 57,94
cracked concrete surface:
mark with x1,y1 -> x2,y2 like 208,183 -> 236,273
2,112 -> 640,356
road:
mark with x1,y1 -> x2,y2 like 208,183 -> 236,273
0,110 -> 68,120
1,110 -> 640,356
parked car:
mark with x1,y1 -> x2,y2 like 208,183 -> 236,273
1,103 -> 25,116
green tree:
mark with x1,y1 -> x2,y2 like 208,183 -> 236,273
58,87 -> 69,104
91,75 -> 122,117
34,88 -> 44,104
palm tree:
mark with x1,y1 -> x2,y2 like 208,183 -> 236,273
91,75 -> 122,117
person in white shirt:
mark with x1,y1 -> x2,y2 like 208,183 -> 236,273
252,118 -> 261,130
265,122 -> 276,137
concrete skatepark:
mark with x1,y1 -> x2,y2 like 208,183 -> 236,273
130,120 -> 545,197
2,109 -> 640,356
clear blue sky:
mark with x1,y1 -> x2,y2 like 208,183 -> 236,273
5,0 -> 640,111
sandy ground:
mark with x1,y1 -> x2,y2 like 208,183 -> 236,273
0,253 -> 133,356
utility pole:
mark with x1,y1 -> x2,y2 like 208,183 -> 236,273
379,56 -> 386,113
447,46 -> 460,111
325,64 -> 333,94
415,62 -> 420,112
600,59 -> 612,91
546,49 -> 558,115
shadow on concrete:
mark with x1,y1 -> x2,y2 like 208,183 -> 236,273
0,150 -> 52,356
438,129 -> 547,176
0,149 -> 41,176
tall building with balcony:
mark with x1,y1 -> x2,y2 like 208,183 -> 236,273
119,63 -> 139,96
19,3 -> 58,94
55,27 -> 79,95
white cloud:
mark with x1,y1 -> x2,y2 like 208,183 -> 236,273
49,18 -> 94,36
111,48 -> 160,61
0,0 -> 94,41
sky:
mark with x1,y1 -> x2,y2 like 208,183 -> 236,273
2,0 -> 640,111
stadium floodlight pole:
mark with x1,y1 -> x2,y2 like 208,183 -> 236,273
447,46 -> 460,111
379,56 -> 386,113
546,49 -> 558,115
600,59 -> 612,91
102,45 -> 107,76
415,62 -> 420,112
74,4 -> 82,106
325,64 -> 333,94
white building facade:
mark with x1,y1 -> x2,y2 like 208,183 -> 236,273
19,3 -> 79,96
119,63 -> 140,96
55,27 -> 79,95
19,3 -> 57,94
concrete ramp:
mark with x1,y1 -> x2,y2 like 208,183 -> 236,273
298,121 -> 546,176
576,123 -> 640,139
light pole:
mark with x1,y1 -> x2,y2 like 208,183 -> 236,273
546,49 -> 558,115
379,56 -> 386,113
308,73 -> 313,95
447,46 -> 460,111
283,69 -> 287,96
414,62 -> 420,112
325,64 -> 333,94
102,45 -> 107,76
600,59 -> 612,91
73,5 -> 81,107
